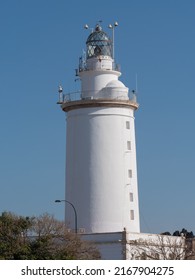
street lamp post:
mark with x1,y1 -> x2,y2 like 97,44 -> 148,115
55,199 -> 78,234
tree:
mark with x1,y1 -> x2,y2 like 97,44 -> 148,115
30,213 -> 100,260
128,234 -> 186,260
0,212 -> 100,260
128,233 -> 195,260
173,228 -> 194,239
0,212 -> 33,259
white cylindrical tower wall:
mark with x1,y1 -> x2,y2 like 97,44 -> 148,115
79,69 -> 120,98
65,106 -> 140,233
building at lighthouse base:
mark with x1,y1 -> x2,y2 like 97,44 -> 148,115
82,231 -> 185,260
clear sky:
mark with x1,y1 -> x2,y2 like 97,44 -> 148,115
0,0 -> 195,235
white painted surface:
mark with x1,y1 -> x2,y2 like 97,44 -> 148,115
126,232 -> 185,260
65,106 -> 140,233
82,232 -> 185,260
86,56 -> 113,71
82,232 -> 125,260
79,69 -> 121,98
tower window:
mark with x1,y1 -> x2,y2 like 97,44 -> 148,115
128,169 -> 132,178
127,141 -> 131,150
130,192 -> 134,202
130,210 -> 134,220
126,121 -> 130,129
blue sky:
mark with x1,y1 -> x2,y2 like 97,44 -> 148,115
0,0 -> 195,235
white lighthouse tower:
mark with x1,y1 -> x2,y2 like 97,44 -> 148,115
60,23 -> 140,235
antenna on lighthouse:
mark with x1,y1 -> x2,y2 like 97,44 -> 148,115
108,21 -> 118,61
135,73 -> 138,93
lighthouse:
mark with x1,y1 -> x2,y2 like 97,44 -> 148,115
60,23 -> 140,235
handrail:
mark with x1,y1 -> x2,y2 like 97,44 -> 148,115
59,90 -> 137,104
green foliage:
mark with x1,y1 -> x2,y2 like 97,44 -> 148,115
173,228 -> 194,238
0,212 -> 33,259
0,212 -> 100,260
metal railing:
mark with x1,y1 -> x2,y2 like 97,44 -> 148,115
78,62 -> 121,73
58,90 -> 137,104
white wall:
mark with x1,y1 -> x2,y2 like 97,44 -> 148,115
65,106 -> 140,233
82,232 -> 125,260
126,232 -> 185,260
82,231 -> 185,260
79,70 -> 120,98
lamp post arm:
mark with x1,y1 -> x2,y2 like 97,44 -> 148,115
64,200 -> 78,234
55,199 -> 78,234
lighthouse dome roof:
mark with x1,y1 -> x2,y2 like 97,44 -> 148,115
86,25 -> 110,43
106,80 -> 126,88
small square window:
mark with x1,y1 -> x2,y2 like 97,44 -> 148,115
130,210 -> 134,220
127,141 -> 131,150
128,169 -> 132,178
130,192 -> 133,202
126,121 -> 130,129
